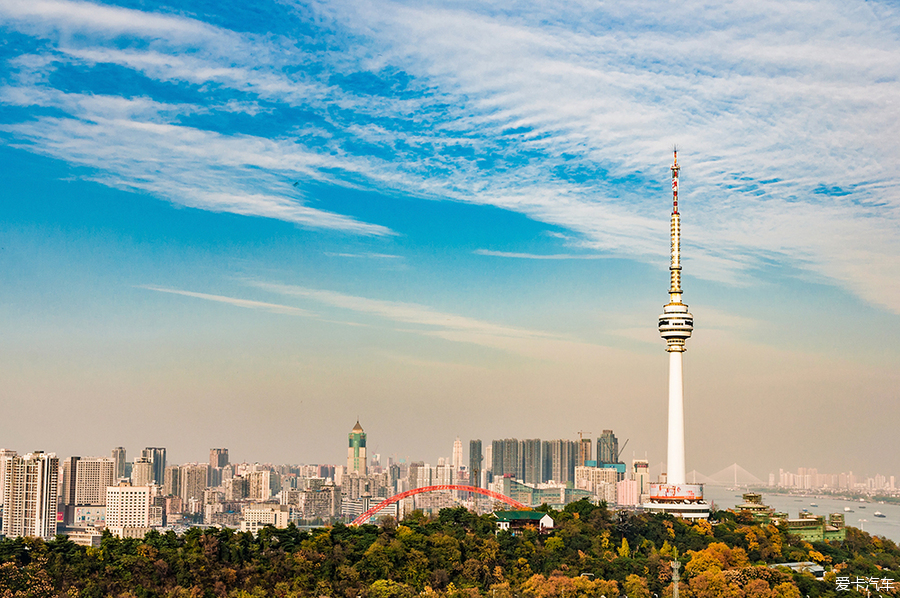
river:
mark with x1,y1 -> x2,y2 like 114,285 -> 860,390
702,486 -> 900,543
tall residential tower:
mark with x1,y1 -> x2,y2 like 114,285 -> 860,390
1,452 -> 59,540
468,440 -> 482,488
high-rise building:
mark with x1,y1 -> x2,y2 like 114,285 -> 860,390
468,440 -> 483,489
164,465 -> 181,497
61,456 -> 82,506
575,466 -> 618,494
70,458 -> 116,506
207,453 -> 229,488
617,479 -> 639,506
452,437 -> 463,473
132,457 -> 153,487
0,449 -> 17,508
347,421 -> 367,475
597,430 -> 619,465
433,463 -> 454,486
578,438 -> 592,467
180,464 -> 209,505
504,439 -> 521,479
548,440 -> 576,483
633,459 -> 650,497
225,476 -> 249,501
111,447 -> 127,480
106,481 -> 151,537
643,150 -> 707,520
541,441 -> 552,483
490,438 -> 521,480
248,470 -> 272,500
521,439 -> 543,485
408,461 -> 424,489
141,447 -> 166,486
209,448 -> 229,469
491,440 -> 503,477
1,452 -> 59,540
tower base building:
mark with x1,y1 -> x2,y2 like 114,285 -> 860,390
642,483 -> 709,520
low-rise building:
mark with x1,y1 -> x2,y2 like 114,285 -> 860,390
768,562 -> 826,579
341,496 -> 398,523
240,504 -> 290,533
731,493 -> 777,522
65,527 -> 104,547
493,511 -> 554,534
775,511 -> 846,542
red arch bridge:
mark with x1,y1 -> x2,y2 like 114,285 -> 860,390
350,484 -> 528,525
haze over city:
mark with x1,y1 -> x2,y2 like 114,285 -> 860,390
1,0 -> 899,480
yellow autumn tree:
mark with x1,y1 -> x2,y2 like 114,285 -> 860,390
685,542 -> 750,575
772,582 -> 802,598
624,574 -> 651,598
689,570 -> 741,598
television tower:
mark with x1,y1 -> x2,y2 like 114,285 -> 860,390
658,148 -> 693,486
644,149 -> 707,519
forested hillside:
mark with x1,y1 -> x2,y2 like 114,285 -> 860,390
1,502 -> 896,598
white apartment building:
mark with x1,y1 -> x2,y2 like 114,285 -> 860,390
106,482 -> 151,538
0,449 -> 17,509
1,452 -> 59,540
240,504 -> 290,533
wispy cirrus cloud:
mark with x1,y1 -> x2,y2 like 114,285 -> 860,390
141,285 -> 314,317
306,0 -> 900,306
140,280 -> 613,361
0,0 -> 242,48
474,249 -> 606,260
3,0 -> 900,311
1,107 -> 392,234
248,280 -> 556,340
245,280 -> 620,361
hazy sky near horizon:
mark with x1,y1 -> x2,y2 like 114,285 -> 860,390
1,0 -> 899,480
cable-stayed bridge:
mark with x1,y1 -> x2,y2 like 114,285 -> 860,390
650,462 -> 764,487
694,463 -> 764,486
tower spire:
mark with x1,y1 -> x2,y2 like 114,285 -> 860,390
671,147 -> 680,214
668,148 -> 683,303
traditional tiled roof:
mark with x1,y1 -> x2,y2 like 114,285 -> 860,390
493,511 -> 551,522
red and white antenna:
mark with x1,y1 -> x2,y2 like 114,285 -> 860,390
670,147 -> 680,214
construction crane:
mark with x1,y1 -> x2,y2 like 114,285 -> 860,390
616,439 -> 629,462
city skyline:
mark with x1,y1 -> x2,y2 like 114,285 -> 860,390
2,0 -> 899,478
7,436 -> 900,488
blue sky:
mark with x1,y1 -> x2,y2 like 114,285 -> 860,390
1,0 -> 899,479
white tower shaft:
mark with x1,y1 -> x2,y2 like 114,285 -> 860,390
667,351 -> 685,485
